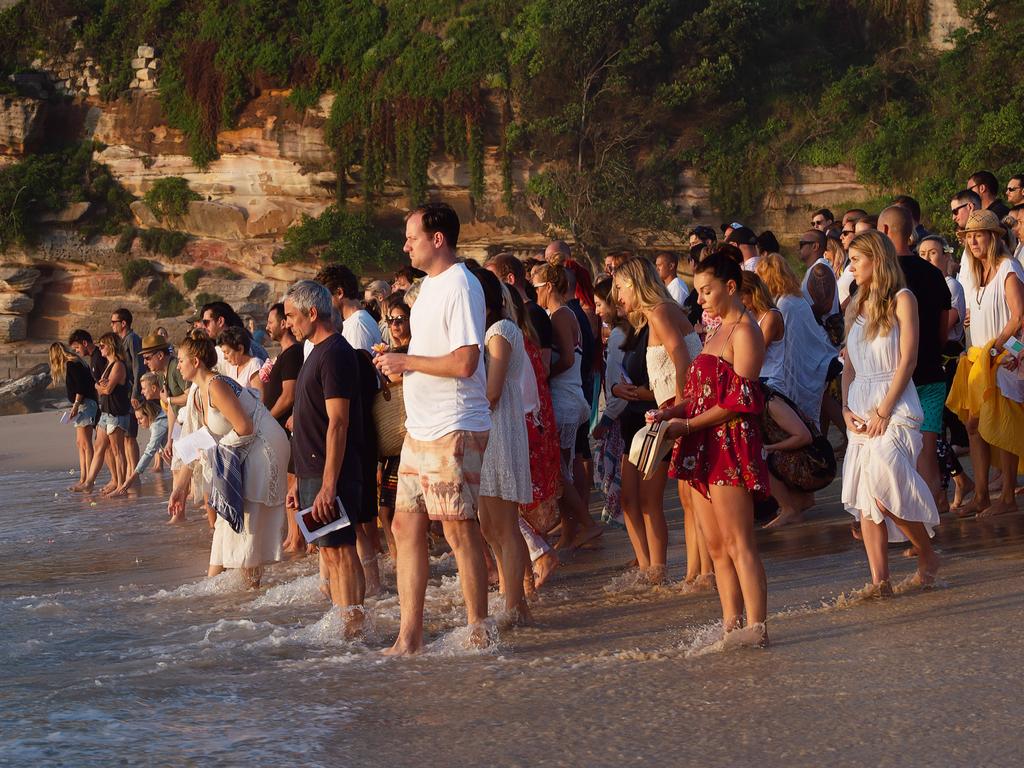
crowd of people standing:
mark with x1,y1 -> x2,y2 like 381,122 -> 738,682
49,169 -> 1024,651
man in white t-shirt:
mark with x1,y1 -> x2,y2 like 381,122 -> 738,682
375,202 -> 492,656
654,251 -> 689,304
725,226 -> 761,271
313,264 -> 383,353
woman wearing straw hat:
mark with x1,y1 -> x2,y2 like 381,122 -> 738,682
946,209 -> 1024,517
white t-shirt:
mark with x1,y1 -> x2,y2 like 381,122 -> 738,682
945,275 -> 966,342
342,309 -> 383,352
665,276 -> 689,305
742,255 -> 762,272
404,262 -> 491,441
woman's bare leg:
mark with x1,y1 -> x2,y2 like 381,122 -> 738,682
859,509 -> 890,585
76,426 -> 94,484
72,429 -> 110,491
619,456 -> 651,572
690,488 -> 743,628
479,496 -> 530,621
764,478 -> 808,528
639,462 -> 669,580
884,513 -> 940,584
979,448 -> 1020,517
961,418 -> 992,515
708,485 -> 767,626
107,429 -> 126,490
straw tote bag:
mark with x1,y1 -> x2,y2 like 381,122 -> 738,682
372,377 -> 407,458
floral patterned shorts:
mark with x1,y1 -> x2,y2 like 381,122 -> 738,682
395,430 -> 489,521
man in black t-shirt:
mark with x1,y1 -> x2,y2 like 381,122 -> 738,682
262,303 -> 303,427
284,280 -> 365,634
880,205 -> 952,507
69,329 -> 106,383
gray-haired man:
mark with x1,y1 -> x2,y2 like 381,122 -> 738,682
284,280 -> 365,636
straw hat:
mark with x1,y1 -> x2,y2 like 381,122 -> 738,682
957,209 -> 1005,238
139,332 -> 170,354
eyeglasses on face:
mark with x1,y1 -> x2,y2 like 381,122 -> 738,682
841,229 -> 855,237
110,319 -> 123,325
798,240 -> 817,247
1008,186 -> 1021,193
811,219 -> 826,226
386,316 -> 408,325
950,203 -> 969,217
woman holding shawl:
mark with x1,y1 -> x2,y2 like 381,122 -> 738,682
168,329 -> 289,587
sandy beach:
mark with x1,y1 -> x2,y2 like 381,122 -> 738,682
2,409 -> 1023,766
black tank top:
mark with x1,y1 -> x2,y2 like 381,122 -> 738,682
98,360 -> 131,416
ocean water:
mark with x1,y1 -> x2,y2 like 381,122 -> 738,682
4,468 -> 1024,767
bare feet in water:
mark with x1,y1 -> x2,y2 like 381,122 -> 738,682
976,498 -> 1018,518
570,524 -> 604,550
69,482 -> 93,492
533,550 -> 558,590
764,509 -> 804,529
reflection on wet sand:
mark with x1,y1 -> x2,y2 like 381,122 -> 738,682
2,469 -> 1023,766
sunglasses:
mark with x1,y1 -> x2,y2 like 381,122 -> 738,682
798,240 -> 817,247
110,319 -> 123,325
1008,186 -> 1021,193
950,203 -> 970,217
386,316 -> 408,325
841,229 -> 855,237
811,219 -> 826,226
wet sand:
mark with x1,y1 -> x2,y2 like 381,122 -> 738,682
2,411 -> 1023,766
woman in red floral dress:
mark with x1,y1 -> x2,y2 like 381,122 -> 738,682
652,249 -> 771,646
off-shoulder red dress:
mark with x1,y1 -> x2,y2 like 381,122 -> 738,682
669,352 -> 770,501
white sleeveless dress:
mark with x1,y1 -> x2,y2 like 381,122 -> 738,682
202,377 -> 289,569
479,320 -> 533,503
966,256 -> 1024,401
841,291 -> 939,542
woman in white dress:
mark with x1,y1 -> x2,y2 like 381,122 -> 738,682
947,210 -> 1024,517
841,231 -> 940,593
473,268 -> 532,621
168,330 -> 289,588
612,256 -> 703,584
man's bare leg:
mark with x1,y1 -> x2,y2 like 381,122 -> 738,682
383,511 -> 429,655
356,523 -> 381,597
321,544 -> 365,637
441,517 -> 489,646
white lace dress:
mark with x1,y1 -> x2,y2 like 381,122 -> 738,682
200,377 -> 290,568
841,293 -> 939,542
479,320 -> 533,503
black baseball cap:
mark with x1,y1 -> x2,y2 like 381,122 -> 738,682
725,226 -> 758,246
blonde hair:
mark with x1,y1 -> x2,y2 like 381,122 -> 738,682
140,371 -> 162,390
739,271 -> 777,316
967,229 -> 1012,289
844,230 -> 906,340
825,236 -> 845,276
48,342 -> 78,384
612,256 -> 674,330
756,252 -> 803,299
404,278 -> 423,307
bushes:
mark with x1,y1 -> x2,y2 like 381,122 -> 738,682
274,205 -> 399,271
120,259 -> 155,289
138,228 -> 189,257
193,291 -> 224,309
143,177 -> 201,219
183,267 -> 203,291
148,281 -> 189,317
211,266 -> 240,280
115,225 -> 137,254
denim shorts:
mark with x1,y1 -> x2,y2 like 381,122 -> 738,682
72,398 -> 98,428
98,412 -> 131,434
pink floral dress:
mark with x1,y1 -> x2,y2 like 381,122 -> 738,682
669,353 -> 770,501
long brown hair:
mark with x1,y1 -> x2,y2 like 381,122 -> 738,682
179,329 -> 218,369
97,332 -> 125,362
48,342 -> 78,384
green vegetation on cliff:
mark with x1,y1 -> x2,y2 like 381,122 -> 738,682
143,176 -> 201,220
274,205 -> 399,271
2,1 -> 1022,247
0,141 -> 133,247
